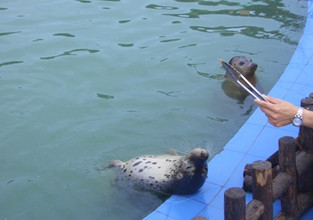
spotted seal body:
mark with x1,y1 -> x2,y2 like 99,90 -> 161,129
222,56 -> 261,103
111,148 -> 209,195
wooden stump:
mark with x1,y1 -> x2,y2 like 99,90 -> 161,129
224,187 -> 246,220
298,97 -> 313,153
251,160 -> 273,220
278,136 -> 297,216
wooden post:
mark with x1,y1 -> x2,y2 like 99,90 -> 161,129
298,93 -> 313,192
224,187 -> 246,220
246,199 -> 265,220
251,161 -> 273,220
278,136 -> 297,216
298,96 -> 313,153
296,151 -> 313,192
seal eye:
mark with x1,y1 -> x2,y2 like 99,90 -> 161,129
239,61 -> 245,66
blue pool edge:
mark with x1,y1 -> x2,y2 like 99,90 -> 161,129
144,1 -> 313,219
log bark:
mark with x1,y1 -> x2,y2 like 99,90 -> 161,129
251,160 -> 273,220
278,136 -> 297,216
296,151 -> 313,192
272,172 -> 292,201
246,199 -> 265,220
298,97 -> 313,153
224,187 -> 246,220
274,193 -> 313,220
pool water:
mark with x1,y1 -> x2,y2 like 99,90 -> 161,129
0,0 -> 307,219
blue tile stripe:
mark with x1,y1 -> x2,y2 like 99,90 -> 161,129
144,0 -> 313,219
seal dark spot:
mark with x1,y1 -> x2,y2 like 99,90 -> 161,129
158,166 -> 161,169
145,161 -> 151,164
152,162 -> 157,165
132,161 -> 142,167
149,176 -> 155,179
139,169 -> 144,172
123,169 -> 127,173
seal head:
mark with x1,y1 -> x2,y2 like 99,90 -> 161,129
222,56 -> 260,103
171,148 -> 209,194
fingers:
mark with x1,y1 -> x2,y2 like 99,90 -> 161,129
263,95 -> 280,104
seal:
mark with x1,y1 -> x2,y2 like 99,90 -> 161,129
221,56 -> 260,103
110,148 -> 209,195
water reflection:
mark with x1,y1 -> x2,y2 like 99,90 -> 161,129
187,63 -> 224,80
0,31 -> 21,36
0,61 -> 23,68
146,4 -> 179,10
40,49 -> 100,60
53,33 -> 76,38
75,0 -> 91,3
157,90 -> 181,97
190,25 -> 295,43
162,0 -> 305,44
118,43 -> 134,47
118,20 -> 131,24
97,93 -> 114,100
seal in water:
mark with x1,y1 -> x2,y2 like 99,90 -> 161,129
110,148 -> 209,195
222,56 -> 261,103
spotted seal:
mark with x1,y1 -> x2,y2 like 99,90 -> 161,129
111,148 -> 209,195
222,56 -> 260,103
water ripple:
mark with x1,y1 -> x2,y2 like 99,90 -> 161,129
40,49 -> 100,60
189,25 -> 297,44
146,4 -> 179,10
0,31 -> 21,37
53,33 -> 76,38
0,61 -> 23,68
97,93 -> 114,100
118,43 -> 134,47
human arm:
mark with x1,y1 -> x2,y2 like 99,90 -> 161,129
254,95 -> 313,128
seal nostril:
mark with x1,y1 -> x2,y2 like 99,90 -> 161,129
201,152 -> 206,158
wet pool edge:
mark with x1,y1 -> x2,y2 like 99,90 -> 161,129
143,0 -> 313,219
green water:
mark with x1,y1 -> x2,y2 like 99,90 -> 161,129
0,0 -> 307,219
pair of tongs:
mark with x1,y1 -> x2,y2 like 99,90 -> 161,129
219,59 -> 268,102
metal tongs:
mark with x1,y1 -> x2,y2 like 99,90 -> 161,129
219,58 -> 268,102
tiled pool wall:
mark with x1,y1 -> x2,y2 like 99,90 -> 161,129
144,0 -> 313,219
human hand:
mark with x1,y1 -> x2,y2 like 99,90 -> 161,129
254,95 -> 298,127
